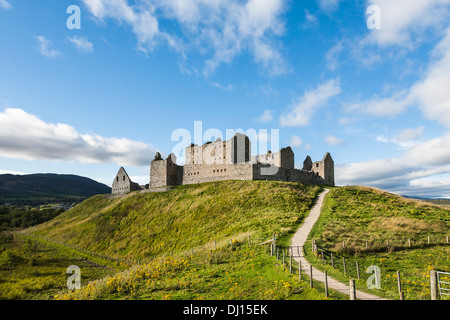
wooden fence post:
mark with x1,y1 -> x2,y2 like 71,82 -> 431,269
349,279 -> 356,300
299,261 -> 302,282
324,271 -> 329,298
290,255 -> 292,274
356,261 -> 360,279
248,235 -> 251,246
397,271 -> 404,300
430,270 -> 438,300
331,253 -> 334,268
282,251 -> 285,269
343,257 -> 347,274
309,265 -> 313,289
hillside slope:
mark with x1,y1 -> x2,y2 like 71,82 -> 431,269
0,173 -> 111,205
29,180 -> 323,261
305,186 -> 450,300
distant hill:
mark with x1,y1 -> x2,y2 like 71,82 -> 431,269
0,173 -> 111,206
402,194 -> 450,206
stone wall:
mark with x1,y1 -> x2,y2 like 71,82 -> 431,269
183,162 -> 253,185
311,152 -> 334,186
112,167 -> 141,194
118,133 -> 335,195
150,154 -> 183,187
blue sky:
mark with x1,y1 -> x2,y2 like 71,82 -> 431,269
1,0 -> 450,198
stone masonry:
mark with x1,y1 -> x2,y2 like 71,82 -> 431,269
112,132 -> 335,194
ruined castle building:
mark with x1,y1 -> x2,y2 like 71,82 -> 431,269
111,167 -> 141,195
150,152 -> 183,188
113,133 -> 335,194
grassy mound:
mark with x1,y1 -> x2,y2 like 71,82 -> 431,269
29,181 -> 323,261
305,186 -> 450,300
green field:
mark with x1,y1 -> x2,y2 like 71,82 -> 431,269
304,186 -> 450,300
28,180 -> 323,261
1,182 -> 448,300
2,180 -> 334,300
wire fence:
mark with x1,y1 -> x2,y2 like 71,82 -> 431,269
291,235 -> 450,300
13,231 -> 449,300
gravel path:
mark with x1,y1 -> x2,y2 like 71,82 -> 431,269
290,189 -> 388,300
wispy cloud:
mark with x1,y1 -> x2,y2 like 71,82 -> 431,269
337,132 -> 450,197
364,0 -> 450,48
0,108 -> 157,166
325,135 -> 345,146
376,126 -> 425,149
289,135 -> 303,147
68,36 -> 94,53
255,110 -> 274,123
280,78 -> 341,127
317,0 -> 342,12
0,0 -> 12,10
81,0 -> 289,77
35,36 -> 61,58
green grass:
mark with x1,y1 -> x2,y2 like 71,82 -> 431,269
11,180 -> 332,300
55,243 -> 347,300
305,186 -> 450,300
29,181 -> 323,261
0,235 -> 114,300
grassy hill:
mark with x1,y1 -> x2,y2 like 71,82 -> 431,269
5,180 -> 340,300
305,186 -> 450,300
4,182 -> 449,300
0,173 -> 111,206
29,180 -> 323,261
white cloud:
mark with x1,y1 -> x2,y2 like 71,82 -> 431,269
318,0 -> 341,12
289,135 -> 303,147
211,82 -> 234,92
0,0 -> 12,10
409,28 -> 450,128
302,9 -> 318,29
345,90 -> 411,118
325,135 -> 345,146
280,78 -> 341,127
364,0 -> 450,48
68,36 -> 94,53
304,9 -> 317,24
337,131 -> 450,197
35,36 -> 61,58
0,170 -> 27,175
347,25 -> 450,125
0,108 -> 157,166
376,126 -> 424,149
325,41 -> 343,70
82,0 -> 288,76
338,117 -> 358,126
255,110 -> 274,123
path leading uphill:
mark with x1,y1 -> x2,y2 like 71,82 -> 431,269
291,189 -> 387,300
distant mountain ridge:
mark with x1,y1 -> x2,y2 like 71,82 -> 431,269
402,194 -> 450,205
0,173 -> 111,206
